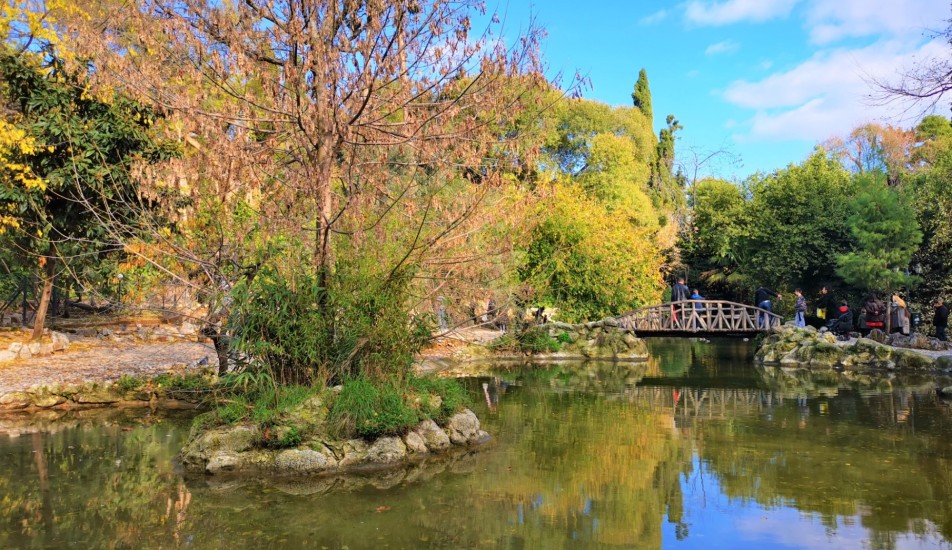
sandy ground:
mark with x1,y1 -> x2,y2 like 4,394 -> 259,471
418,325 -> 504,357
0,339 -> 214,394
0,324 -> 504,394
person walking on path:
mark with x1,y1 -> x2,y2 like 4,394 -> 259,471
670,277 -> 690,328
754,286 -> 782,328
934,298 -> 949,341
794,288 -> 807,327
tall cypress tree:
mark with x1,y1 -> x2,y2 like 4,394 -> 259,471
632,68 -> 653,125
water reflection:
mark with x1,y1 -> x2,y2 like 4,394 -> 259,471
0,338 -> 949,548
0,409 -> 193,549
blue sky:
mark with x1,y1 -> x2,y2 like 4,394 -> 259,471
490,0 -> 949,180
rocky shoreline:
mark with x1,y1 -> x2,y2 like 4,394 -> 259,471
755,326 -> 952,371
182,408 -> 490,476
0,377 -> 209,411
419,319 -> 649,370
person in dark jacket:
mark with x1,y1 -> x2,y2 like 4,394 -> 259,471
934,298 -> 949,341
817,286 -> 837,322
671,277 -> 690,302
863,293 -> 886,332
754,286 -> 781,328
670,277 -> 690,327
829,300 -> 854,337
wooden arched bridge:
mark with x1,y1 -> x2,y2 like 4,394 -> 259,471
616,300 -> 782,334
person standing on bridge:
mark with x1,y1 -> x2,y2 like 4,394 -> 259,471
690,288 -> 705,330
754,286 -> 781,328
670,277 -> 690,328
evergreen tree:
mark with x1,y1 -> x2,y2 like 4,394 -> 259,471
631,68 -> 653,125
650,115 -> 684,207
836,174 -> 921,328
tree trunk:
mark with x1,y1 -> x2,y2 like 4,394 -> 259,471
31,259 -> 55,340
201,318 -> 231,376
885,301 -> 892,334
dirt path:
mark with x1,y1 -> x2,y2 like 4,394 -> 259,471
419,325 -> 503,357
0,325 -> 502,394
0,339 -> 214,394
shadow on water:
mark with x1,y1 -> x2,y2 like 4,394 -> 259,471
0,338 -> 951,548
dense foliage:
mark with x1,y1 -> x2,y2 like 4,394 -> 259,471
682,117 -> 952,321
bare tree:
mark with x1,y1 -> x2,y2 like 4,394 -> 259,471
53,1 -> 548,374
873,10 -> 952,113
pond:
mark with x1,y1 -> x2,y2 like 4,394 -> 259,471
1,337 -> 952,549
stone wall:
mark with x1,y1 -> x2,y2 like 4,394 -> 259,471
0,331 -> 71,362
755,326 -> 952,371
0,378 -> 209,411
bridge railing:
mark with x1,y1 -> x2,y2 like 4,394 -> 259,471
616,300 -> 782,333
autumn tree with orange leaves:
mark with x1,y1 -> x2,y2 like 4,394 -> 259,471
40,1 -> 549,381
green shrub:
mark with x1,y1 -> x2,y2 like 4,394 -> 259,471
407,375 -> 469,422
218,368 -> 273,393
489,326 -> 561,354
329,377 -> 419,439
206,396 -> 252,426
230,262 -> 431,387
154,372 -> 213,394
115,374 -> 144,392
556,331 -> 573,344
279,426 -> 303,448
517,326 -> 562,353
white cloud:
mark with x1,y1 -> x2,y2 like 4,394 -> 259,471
639,9 -> 668,26
705,40 -> 740,55
759,60 -> 774,70
685,0 -> 800,25
805,0 -> 948,44
724,38 -> 948,142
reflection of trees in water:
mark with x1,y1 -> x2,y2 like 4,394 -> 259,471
0,410 -> 192,548
694,389 -> 952,548
644,336 -> 756,378
479,360 -> 652,397
1,357 -> 950,548
446,383 -> 693,547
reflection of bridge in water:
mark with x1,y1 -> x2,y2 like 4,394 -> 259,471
627,386 -> 782,423
616,300 -> 782,335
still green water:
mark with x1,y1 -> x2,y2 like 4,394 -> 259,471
1,338 -> 952,549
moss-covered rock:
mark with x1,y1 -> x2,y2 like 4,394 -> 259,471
809,342 -> 844,367
0,391 -> 32,409
73,386 -> 122,404
937,356 -> 952,371
755,326 -> 948,372
892,350 -> 936,370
